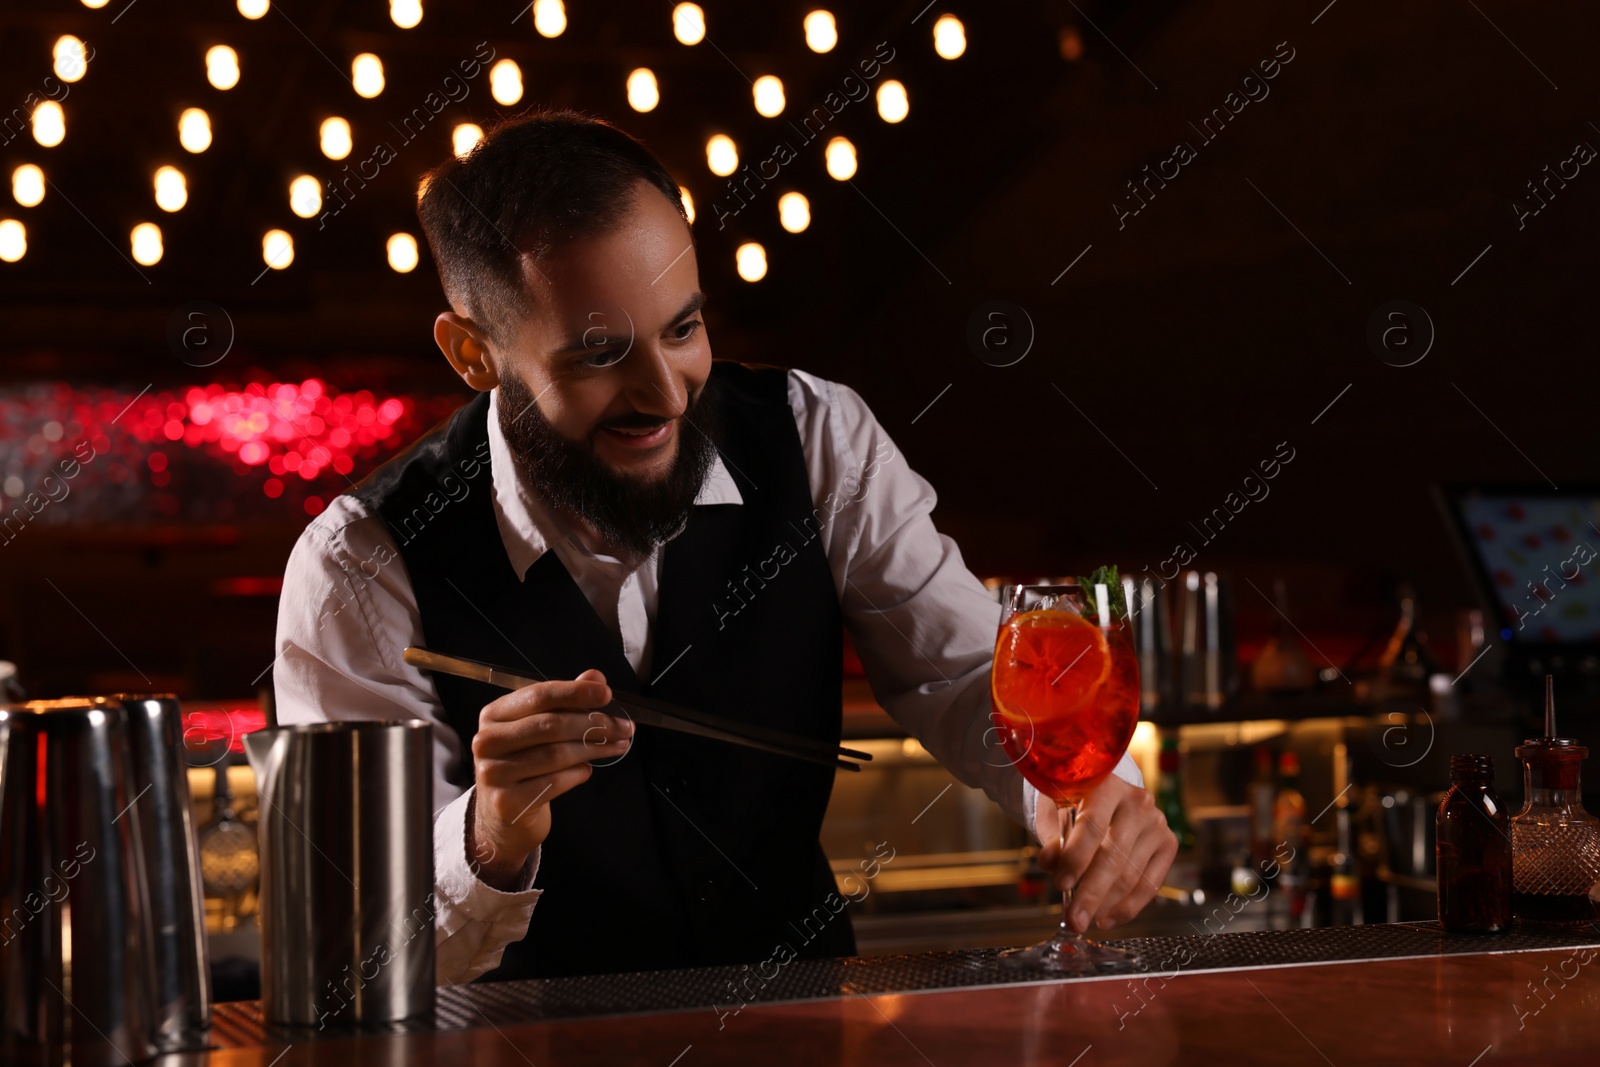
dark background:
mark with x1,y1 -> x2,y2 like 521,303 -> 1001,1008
1,0 -> 1596,697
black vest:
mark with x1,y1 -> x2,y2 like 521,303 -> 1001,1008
349,362 -> 853,979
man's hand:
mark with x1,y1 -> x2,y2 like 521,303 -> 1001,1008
467,668 -> 633,890
1035,773 -> 1177,932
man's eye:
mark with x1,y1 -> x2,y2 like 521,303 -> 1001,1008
674,319 -> 704,341
581,346 -> 628,368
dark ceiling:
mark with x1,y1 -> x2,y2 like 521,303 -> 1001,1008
3,0 -> 1599,632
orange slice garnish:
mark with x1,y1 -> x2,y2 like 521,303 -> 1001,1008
992,609 -> 1112,724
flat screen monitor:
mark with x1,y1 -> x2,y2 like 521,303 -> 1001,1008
1440,485 -> 1600,647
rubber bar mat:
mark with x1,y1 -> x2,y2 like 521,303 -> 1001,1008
209,921 -> 1600,1046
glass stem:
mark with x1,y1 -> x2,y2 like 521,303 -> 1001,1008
1057,801 -> 1079,938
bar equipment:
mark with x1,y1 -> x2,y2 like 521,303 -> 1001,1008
0,699 -> 160,1066
1435,754 -> 1512,933
106,694 -> 211,1050
1180,570 -> 1237,709
1249,579 -> 1315,694
197,762 -> 258,930
1510,678 -> 1600,925
404,646 -> 871,771
245,720 -> 436,1027
1123,573 -> 1174,712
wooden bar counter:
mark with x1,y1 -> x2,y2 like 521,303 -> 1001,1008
192,925 -> 1600,1067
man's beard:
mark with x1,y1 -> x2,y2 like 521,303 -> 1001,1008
496,373 -> 719,558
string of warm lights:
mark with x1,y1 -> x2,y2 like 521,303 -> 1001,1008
0,5 -> 972,278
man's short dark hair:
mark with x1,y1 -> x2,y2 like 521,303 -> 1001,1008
416,108 -> 688,347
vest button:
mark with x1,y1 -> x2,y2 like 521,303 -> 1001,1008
697,878 -> 718,903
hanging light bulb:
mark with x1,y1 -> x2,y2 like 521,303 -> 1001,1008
876,80 -> 909,123
825,136 -> 856,180
672,3 -> 706,46
79,0 -> 108,7
706,134 -> 737,177
679,186 -> 695,224
533,0 -> 566,37
289,175 -> 322,219
804,11 -> 837,53
352,53 -> 385,98
933,15 -> 966,59
0,219 -> 25,262
389,0 -> 422,28
387,232 -> 419,272
752,76 -> 785,118
53,36 -> 89,83
319,117 -> 352,160
179,108 -> 212,153
490,59 -> 523,105
626,68 -> 659,112
206,45 -> 241,90
778,192 -> 810,233
130,223 -> 163,266
238,0 -> 269,19
736,242 -> 767,282
154,166 -> 187,212
12,165 -> 45,208
262,229 -> 294,270
452,123 -> 483,158
32,101 -> 65,148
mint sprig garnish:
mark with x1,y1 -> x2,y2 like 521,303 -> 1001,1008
1075,564 -> 1126,622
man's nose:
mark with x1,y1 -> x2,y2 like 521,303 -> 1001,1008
621,340 -> 686,417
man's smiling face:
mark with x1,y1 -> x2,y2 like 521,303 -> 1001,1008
504,178 -> 712,485
432,176 -> 719,558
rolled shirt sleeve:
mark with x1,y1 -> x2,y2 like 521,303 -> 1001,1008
786,370 -> 1143,844
272,495 -> 545,984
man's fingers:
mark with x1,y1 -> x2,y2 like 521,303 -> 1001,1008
478,736 -> 630,786
1099,831 -> 1179,929
1058,794 -> 1156,925
1084,828 -> 1165,929
480,673 -> 613,723
1055,791 -> 1122,887
476,707 -> 633,759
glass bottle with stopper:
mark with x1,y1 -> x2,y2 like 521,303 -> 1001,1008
1510,676 -> 1600,925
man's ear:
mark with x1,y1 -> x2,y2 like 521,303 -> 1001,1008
435,312 -> 500,392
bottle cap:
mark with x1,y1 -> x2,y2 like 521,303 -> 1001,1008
1278,751 -> 1301,777
1449,753 -> 1493,777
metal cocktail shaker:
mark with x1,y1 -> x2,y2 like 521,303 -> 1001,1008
0,700 -> 159,1066
106,694 -> 211,1051
245,720 -> 435,1028
1123,573 -> 1175,713
1180,570 -> 1238,709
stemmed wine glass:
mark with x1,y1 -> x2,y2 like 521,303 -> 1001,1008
991,579 -> 1142,974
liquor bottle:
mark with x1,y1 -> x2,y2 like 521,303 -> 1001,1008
1329,805 -> 1362,925
1436,754 -> 1512,933
1274,752 -> 1310,925
1156,734 -> 1201,892
1285,833 -> 1316,927
1156,735 -> 1196,850
1374,583 -> 1439,698
1248,745 -> 1277,869
1249,579 -> 1315,694
1274,752 -> 1308,852
1511,677 -> 1600,925
1328,746 -> 1363,925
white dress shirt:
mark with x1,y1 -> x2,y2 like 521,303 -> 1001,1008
273,368 -> 1142,984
